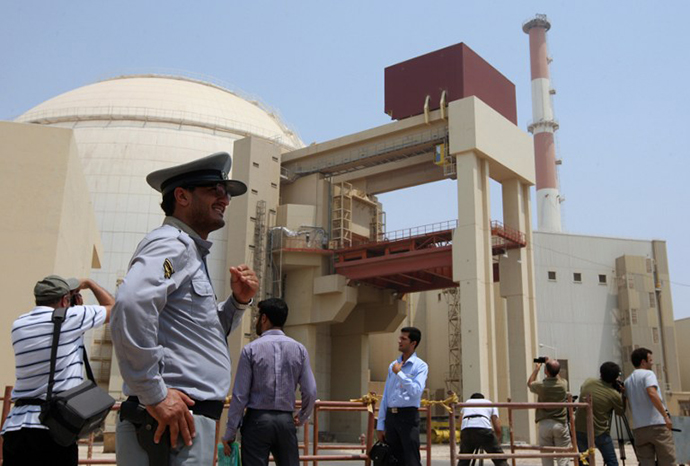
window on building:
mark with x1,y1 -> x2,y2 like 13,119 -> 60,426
631,308 -> 638,325
253,162 -> 260,168
652,327 -> 659,344
598,274 -> 607,284
548,271 -> 557,281
573,272 -> 582,283
649,292 -> 656,308
251,189 -> 258,195
271,183 -> 278,189
272,156 -> 279,162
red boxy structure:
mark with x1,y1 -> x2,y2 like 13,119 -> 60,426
384,43 -> 517,125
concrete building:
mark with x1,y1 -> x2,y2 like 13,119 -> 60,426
0,121 -> 103,390
675,317 -> 690,392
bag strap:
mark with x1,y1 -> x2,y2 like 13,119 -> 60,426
46,307 -> 67,401
82,345 -> 96,383
46,307 -> 97,401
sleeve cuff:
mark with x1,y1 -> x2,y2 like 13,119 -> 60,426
230,295 -> 253,309
137,383 -> 168,406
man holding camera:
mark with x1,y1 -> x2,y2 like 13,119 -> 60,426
624,348 -> 676,466
574,362 -> 625,466
528,357 -> 570,466
1,275 -> 113,466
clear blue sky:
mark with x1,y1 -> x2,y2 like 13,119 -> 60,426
2,1 -> 689,319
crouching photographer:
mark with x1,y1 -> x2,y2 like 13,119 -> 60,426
574,362 -> 625,466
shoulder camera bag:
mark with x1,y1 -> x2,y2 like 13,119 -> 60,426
39,307 -> 116,446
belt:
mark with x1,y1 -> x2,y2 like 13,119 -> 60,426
127,396 -> 224,421
15,398 -> 44,407
246,408 -> 293,414
387,407 -> 418,414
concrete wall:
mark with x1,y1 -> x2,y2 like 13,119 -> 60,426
676,317 -> 690,391
533,232 -> 652,393
0,121 -> 102,390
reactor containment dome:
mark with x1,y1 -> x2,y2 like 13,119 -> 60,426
16,74 -> 304,294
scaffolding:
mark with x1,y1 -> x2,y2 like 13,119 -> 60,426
443,288 -> 462,396
253,200 -> 267,301
331,182 -> 353,249
370,207 -> 385,243
268,226 -> 329,298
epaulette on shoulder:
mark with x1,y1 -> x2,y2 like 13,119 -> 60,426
137,225 -> 189,250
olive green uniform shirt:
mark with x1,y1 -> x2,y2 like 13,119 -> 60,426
575,378 -> 624,436
529,376 -> 568,423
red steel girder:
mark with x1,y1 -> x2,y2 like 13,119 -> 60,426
335,245 -> 452,280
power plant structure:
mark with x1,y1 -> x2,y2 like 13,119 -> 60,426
1,14 -> 688,448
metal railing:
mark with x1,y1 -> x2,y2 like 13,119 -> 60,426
0,388 -> 596,466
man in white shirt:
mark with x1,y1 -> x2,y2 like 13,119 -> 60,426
624,347 -> 676,466
458,393 -> 507,466
1,275 -> 113,466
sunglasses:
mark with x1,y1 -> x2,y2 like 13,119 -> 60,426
187,183 -> 232,199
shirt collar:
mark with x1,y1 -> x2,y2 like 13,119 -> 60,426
260,329 -> 285,337
164,216 -> 213,255
398,352 -> 419,365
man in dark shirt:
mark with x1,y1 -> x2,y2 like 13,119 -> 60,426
574,362 -> 625,466
222,298 -> 317,466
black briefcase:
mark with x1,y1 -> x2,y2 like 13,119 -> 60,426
369,441 -> 398,466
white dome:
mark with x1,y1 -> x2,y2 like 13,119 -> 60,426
16,75 -> 303,293
17,75 -> 303,150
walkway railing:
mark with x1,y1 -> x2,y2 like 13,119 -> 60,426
0,388 -> 595,466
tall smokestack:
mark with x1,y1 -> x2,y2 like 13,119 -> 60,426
523,14 -> 562,232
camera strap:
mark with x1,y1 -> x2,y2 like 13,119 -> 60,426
46,307 -> 97,401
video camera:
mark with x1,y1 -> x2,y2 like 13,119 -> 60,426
533,357 -> 547,363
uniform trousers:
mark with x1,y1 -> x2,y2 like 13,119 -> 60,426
240,409 -> 299,466
384,408 -> 421,466
2,428 -> 78,466
458,428 -> 507,466
116,413 -> 216,465
632,425 -> 676,466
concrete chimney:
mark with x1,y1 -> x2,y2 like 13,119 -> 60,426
523,14 -> 562,232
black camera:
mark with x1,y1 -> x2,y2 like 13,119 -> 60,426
69,294 -> 78,307
613,379 -> 624,393
533,357 -> 547,363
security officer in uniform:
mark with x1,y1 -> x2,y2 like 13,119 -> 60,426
111,152 -> 259,465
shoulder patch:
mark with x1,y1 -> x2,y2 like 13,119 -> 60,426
163,258 -> 175,279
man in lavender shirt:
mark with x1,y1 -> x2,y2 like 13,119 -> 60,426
222,298 -> 317,466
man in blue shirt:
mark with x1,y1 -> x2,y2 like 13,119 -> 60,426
376,327 -> 428,466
